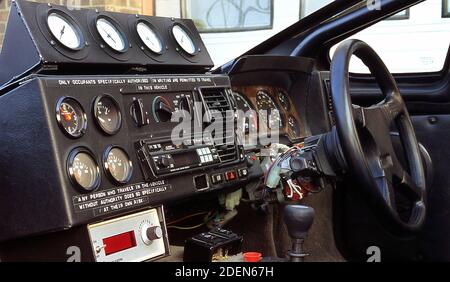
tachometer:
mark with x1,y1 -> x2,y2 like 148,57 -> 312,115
103,146 -> 133,185
56,97 -> 87,138
93,95 -> 122,135
256,91 -> 282,130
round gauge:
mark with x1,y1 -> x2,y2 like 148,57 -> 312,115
137,21 -> 163,54
277,91 -> 290,112
104,147 -> 133,184
256,91 -> 283,130
288,116 -> 301,138
93,95 -> 122,135
47,12 -> 83,50
172,24 -> 196,55
67,149 -> 100,191
232,92 -> 257,134
96,17 -> 127,52
56,97 -> 87,138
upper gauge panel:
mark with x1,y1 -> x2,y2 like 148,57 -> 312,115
0,0 -> 214,86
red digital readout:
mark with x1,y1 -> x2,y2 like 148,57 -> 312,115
103,231 -> 137,256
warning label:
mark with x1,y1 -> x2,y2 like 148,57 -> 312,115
72,181 -> 172,216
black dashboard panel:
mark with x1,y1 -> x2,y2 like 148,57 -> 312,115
0,74 -> 252,242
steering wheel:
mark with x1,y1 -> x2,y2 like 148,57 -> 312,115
330,39 -> 426,235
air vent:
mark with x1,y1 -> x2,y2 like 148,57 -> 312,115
216,130 -> 238,163
200,87 -> 232,120
200,87 -> 238,163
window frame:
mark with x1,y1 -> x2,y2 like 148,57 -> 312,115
443,0 -> 450,18
180,0 -> 274,33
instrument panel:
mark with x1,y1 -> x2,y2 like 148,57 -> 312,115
232,86 -> 305,142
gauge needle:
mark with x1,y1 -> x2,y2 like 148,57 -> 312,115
60,25 -> 66,39
107,33 -> 117,45
98,117 -> 106,123
99,26 -> 117,46
146,37 -> 154,46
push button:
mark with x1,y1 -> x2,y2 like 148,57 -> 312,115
211,173 -> 224,184
238,168 -> 248,178
225,171 -> 236,181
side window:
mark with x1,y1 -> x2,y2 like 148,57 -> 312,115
331,0 -> 450,74
181,0 -> 273,32
444,0 -> 450,17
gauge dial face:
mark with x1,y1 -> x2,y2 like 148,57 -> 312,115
233,92 -> 257,134
47,12 -> 82,50
56,98 -> 87,138
137,22 -> 163,54
288,116 -> 301,138
172,25 -> 196,55
96,17 -> 127,52
105,147 -> 133,184
277,91 -> 290,112
256,91 -> 282,130
68,151 -> 100,191
94,96 -> 122,135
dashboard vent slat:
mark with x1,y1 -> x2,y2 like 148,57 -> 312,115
200,88 -> 238,163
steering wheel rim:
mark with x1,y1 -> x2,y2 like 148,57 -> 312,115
330,39 -> 426,235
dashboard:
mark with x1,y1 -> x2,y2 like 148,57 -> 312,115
0,0 -> 332,262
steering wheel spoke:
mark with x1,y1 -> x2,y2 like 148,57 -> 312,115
393,168 -> 423,202
380,94 -> 405,123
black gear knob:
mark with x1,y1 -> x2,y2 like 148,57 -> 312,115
283,205 -> 315,239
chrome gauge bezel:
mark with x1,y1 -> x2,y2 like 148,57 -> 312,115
93,95 -> 122,136
103,146 -> 133,185
56,97 -> 88,139
67,147 -> 101,192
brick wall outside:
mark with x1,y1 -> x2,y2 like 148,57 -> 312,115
0,0 -> 155,49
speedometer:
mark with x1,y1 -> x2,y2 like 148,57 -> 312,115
256,91 -> 282,130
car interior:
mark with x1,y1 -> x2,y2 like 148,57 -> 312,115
0,0 -> 449,262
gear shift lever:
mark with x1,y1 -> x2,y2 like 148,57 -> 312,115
283,205 -> 315,262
